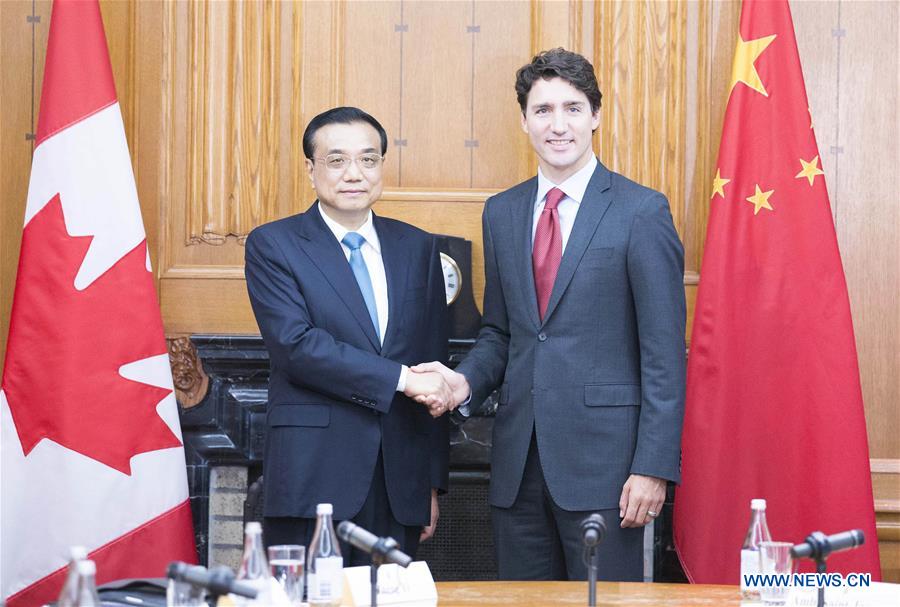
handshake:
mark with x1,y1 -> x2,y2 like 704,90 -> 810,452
402,362 -> 470,418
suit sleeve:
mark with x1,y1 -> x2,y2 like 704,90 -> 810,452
455,201 -> 510,410
424,236 -> 450,493
244,227 -> 402,414
626,194 -> 687,483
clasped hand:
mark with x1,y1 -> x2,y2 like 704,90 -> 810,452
403,362 -> 470,418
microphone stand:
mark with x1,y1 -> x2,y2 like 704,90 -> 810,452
368,536 -> 400,607
583,544 -> 599,607
801,532 -> 830,607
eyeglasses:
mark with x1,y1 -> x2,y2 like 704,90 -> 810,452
314,153 -> 383,171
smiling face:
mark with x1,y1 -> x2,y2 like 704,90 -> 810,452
306,121 -> 384,229
521,76 -> 600,183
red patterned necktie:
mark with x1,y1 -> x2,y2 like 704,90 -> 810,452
533,187 -> 565,320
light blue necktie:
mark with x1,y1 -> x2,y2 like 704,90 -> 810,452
341,232 -> 380,341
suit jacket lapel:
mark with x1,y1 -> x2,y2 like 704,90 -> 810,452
541,163 -> 613,326
374,215 -> 407,354
511,177 -> 541,330
297,204 -> 381,351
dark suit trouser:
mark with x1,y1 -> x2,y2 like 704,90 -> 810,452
263,451 -> 421,567
491,432 -> 643,581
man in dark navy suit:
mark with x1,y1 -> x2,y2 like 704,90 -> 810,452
245,107 -> 451,563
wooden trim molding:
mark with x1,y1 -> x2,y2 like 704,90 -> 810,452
871,459 -> 900,474
380,188 -> 500,203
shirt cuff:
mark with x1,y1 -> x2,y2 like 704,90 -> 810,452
396,365 -> 409,392
456,392 -> 473,417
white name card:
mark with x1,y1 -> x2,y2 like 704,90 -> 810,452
787,582 -> 900,607
341,561 -> 437,607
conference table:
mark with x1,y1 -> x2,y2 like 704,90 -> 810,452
431,580 -> 900,606
434,581 -> 740,605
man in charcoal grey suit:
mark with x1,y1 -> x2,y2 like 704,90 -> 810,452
414,49 -> 686,581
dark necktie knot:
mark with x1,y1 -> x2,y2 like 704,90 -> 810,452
544,187 -> 565,211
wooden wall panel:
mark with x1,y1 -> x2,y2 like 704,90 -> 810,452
471,3 -> 533,189
401,1 -> 472,188
342,2 -> 401,185
782,1 -> 899,580
791,2 -> 900,449
832,2 -> 897,462
0,0 -> 49,373
595,1 -> 688,237
681,0 -> 742,276
182,0 -> 282,245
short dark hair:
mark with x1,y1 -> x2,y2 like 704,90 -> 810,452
515,48 -> 602,114
302,106 -> 388,159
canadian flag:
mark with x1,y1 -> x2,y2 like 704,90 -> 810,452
1,1 -> 196,605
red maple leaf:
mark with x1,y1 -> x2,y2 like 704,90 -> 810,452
2,195 -> 180,475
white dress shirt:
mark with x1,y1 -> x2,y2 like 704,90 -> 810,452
532,155 -> 598,251
318,204 -> 408,391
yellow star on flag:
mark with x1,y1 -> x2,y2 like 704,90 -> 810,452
746,184 -> 774,215
711,169 -> 730,200
730,33 -> 777,97
795,156 -> 825,186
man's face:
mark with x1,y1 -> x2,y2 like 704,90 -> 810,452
521,77 -> 600,181
306,121 -> 384,223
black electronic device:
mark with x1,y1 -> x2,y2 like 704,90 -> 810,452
435,235 -> 481,339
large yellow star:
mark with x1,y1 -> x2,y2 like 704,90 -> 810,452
746,184 -> 774,215
730,34 -> 777,97
795,156 -> 825,186
711,169 -> 730,200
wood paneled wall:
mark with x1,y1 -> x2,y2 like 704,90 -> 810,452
1,0 -> 897,579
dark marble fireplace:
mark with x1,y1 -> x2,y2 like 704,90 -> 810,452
173,334 -> 685,582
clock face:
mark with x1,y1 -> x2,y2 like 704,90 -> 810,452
440,252 -> 462,306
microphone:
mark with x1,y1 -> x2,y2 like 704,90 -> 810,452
336,521 -> 413,567
166,561 -> 258,599
791,530 -> 865,560
581,513 -> 607,548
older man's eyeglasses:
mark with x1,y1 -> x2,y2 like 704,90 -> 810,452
315,153 -> 383,171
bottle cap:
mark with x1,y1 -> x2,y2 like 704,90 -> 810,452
69,545 -> 88,561
751,498 -> 767,509
245,521 -> 262,533
76,560 -> 96,575
317,503 -> 333,515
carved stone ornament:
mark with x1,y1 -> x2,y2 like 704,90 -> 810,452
167,336 -> 209,408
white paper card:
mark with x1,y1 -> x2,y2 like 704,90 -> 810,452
787,582 -> 900,607
341,561 -> 437,607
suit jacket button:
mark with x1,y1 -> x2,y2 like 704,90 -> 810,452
537,332 -> 547,342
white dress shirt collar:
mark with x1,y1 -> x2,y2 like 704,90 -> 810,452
535,155 -> 598,206
317,204 -> 381,254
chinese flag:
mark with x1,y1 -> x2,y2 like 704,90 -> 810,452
1,2 -> 196,605
674,0 -> 880,583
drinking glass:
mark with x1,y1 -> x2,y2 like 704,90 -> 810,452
759,541 -> 794,605
268,544 -> 305,606
166,577 -> 206,607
